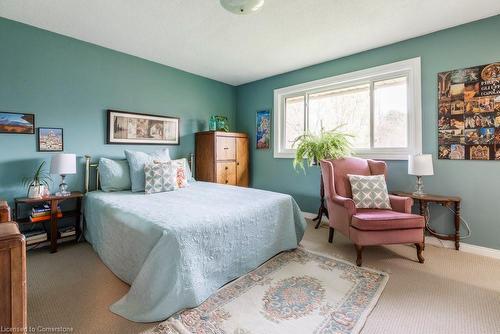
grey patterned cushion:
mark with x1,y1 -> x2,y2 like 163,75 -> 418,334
347,174 -> 392,209
144,161 -> 175,194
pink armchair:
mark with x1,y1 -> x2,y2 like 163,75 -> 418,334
320,157 -> 425,266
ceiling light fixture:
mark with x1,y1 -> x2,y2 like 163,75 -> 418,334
220,0 -> 265,15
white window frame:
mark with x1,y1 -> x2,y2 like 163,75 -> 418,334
273,57 -> 422,160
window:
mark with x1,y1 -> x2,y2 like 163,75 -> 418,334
274,58 -> 422,160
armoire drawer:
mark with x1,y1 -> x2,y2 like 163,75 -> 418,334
216,162 -> 236,185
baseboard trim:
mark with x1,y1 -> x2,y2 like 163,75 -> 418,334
424,236 -> 500,260
302,211 -> 500,260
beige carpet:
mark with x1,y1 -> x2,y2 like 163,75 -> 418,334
27,220 -> 500,334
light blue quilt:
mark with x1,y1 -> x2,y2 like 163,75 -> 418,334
84,181 -> 306,322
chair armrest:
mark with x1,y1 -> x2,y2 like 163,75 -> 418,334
389,194 -> 413,214
330,195 -> 357,215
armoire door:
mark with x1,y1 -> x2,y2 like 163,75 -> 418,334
236,136 -> 249,187
216,136 -> 236,161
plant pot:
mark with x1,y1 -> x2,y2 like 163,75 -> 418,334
27,184 -> 47,199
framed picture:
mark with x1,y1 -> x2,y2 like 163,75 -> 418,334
438,61 -> 500,160
107,110 -> 180,145
38,127 -> 64,152
0,111 -> 35,134
256,110 -> 271,149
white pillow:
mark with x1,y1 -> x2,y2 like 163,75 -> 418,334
347,174 -> 392,209
98,158 -> 131,192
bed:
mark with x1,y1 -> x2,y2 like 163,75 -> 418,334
83,157 -> 306,322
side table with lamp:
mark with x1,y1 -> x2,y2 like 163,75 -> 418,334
393,154 -> 465,250
14,153 -> 82,253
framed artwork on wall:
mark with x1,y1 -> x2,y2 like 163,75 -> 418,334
107,110 -> 180,145
256,110 -> 271,149
438,62 -> 500,160
38,127 -> 63,152
0,111 -> 35,134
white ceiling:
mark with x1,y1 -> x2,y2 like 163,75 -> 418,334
1,0 -> 499,85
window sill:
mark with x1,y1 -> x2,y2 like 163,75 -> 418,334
273,150 -> 411,161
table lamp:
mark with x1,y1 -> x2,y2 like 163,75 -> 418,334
408,154 -> 433,196
50,153 -> 76,196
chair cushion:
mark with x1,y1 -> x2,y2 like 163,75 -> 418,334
348,174 -> 392,209
351,209 -> 425,231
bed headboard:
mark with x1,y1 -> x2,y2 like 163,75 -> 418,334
84,153 -> 195,194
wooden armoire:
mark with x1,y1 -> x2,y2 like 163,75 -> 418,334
195,131 -> 249,187
0,222 -> 27,333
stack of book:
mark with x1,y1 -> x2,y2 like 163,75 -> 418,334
30,204 -> 63,222
25,230 -> 48,245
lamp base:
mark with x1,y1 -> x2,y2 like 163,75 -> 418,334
56,174 -> 71,196
412,175 -> 426,197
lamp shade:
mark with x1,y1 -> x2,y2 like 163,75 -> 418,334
408,154 -> 434,176
50,153 -> 76,175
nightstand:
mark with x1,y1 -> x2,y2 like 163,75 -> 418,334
14,192 -> 83,253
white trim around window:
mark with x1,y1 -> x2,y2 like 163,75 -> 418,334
273,57 -> 422,160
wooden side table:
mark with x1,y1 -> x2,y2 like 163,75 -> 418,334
14,192 -> 83,253
393,192 -> 462,250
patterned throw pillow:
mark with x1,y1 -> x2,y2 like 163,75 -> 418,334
170,158 -> 189,189
347,174 -> 392,209
144,161 -> 175,194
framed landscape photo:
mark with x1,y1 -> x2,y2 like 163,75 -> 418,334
38,127 -> 63,152
0,111 -> 35,134
107,110 -> 180,145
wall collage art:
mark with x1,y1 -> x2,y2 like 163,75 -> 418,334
438,62 -> 500,160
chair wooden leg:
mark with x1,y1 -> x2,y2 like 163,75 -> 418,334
328,227 -> 334,243
415,243 -> 425,263
354,244 -> 363,266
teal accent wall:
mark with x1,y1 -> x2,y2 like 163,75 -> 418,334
236,15 -> 500,250
0,18 -> 236,202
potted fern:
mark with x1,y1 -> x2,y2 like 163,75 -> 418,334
23,161 -> 51,198
293,127 -> 353,227
293,127 -> 353,171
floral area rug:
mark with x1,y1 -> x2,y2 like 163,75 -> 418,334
151,248 -> 388,334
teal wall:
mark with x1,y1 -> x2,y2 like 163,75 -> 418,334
236,15 -> 500,250
0,18 -> 236,202
2,15 -> 499,250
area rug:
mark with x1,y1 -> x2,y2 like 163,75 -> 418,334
151,248 -> 388,334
